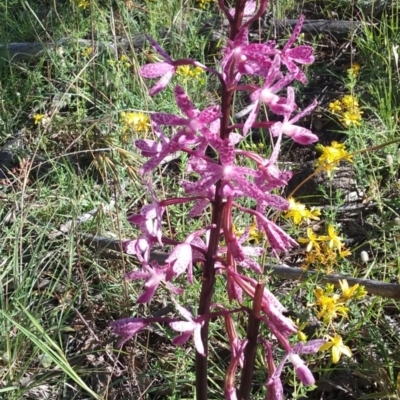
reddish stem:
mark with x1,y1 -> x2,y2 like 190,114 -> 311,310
195,184 -> 225,400
239,282 -> 265,399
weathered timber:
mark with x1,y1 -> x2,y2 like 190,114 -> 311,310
80,233 -> 400,300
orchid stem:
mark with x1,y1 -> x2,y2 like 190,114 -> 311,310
195,187 -> 225,400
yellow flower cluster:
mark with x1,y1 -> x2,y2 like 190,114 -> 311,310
328,94 -> 363,127
82,46 -> 93,58
299,225 -> 351,272
347,62 -> 361,79
176,66 -> 205,84
107,55 -> 132,69
312,280 -> 367,324
70,0 -> 90,9
197,0 -> 214,9
312,280 -> 367,363
120,112 -> 150,133
315,141 -> 352,177
119,54 -> 131,68
299,225 -> 343,252
285,198 -> 321,225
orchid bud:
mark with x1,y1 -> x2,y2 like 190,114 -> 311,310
288,353 -> 315,386
386,154 -> 394,167
266,376 -> 284,400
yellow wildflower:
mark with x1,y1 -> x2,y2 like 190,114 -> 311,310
120,112 -> 150,133
347,63 -> 361,78
321,225 -> 344,252
286,198 -> 321,225
312,287 -> 348,323
82,46 -> 93,57
316,141 -> 352,177
197,0 -> 213,9
70,0 -> 90,9
301,249 -> 318,270
295,319 -> 308,342
317,141 -> 353,164
33,114 -> 46,125
328,99 -> 342,114
119,54 -> 131,68
339,247 -> 352,258
192,66 -> 204,76
354,285 -> 368,299
319,334 -> 352,363
298,227 -> 323,252
232,224 -> 244,237
298,330 -> 307,342
339,279 -> 359,302
341,94 -> 359,110
176,65 -> 205,83
341,109 -> 363,127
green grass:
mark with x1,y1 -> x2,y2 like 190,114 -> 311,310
1,0 -> 400,399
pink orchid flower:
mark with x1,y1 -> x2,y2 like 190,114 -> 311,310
222,27 -> 274,83
127,182 -> 165,245
271,86 -> 318,145
279,15 -> 315,83
169,298 -> 205,356
151,85 -> 220,137
135,121 -> 199,173
125,261 -> 182,304
110,317 -> 149,347
242,55 -> 296,135
139,36 -> 177,96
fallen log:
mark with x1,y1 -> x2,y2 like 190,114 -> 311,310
0,17 -> 363,63
80,233 -> 400,300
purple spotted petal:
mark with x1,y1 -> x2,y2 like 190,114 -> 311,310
193,324 -> 205,356
264,54 -> 282,87
137,284 -> 158,303
197,105 -> 221,125
111,318 -> 149,347
151,113 -> 188,126
172,298 -> 194,321
243,98 -> 260,136
262,219 -> 298,253
145,35 -> 173,62
125,270 -> 149,280
287,45 -> 314,64
233,27 -> 249,47
293,339 -> 327,355
175,85 -> 199,119
140,62 -> 174,78
148,68 -> 176,96
282,125 -> 319,145
283,14 -> 305,50
166,243 -> 192,277
262,193 -> 289,210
